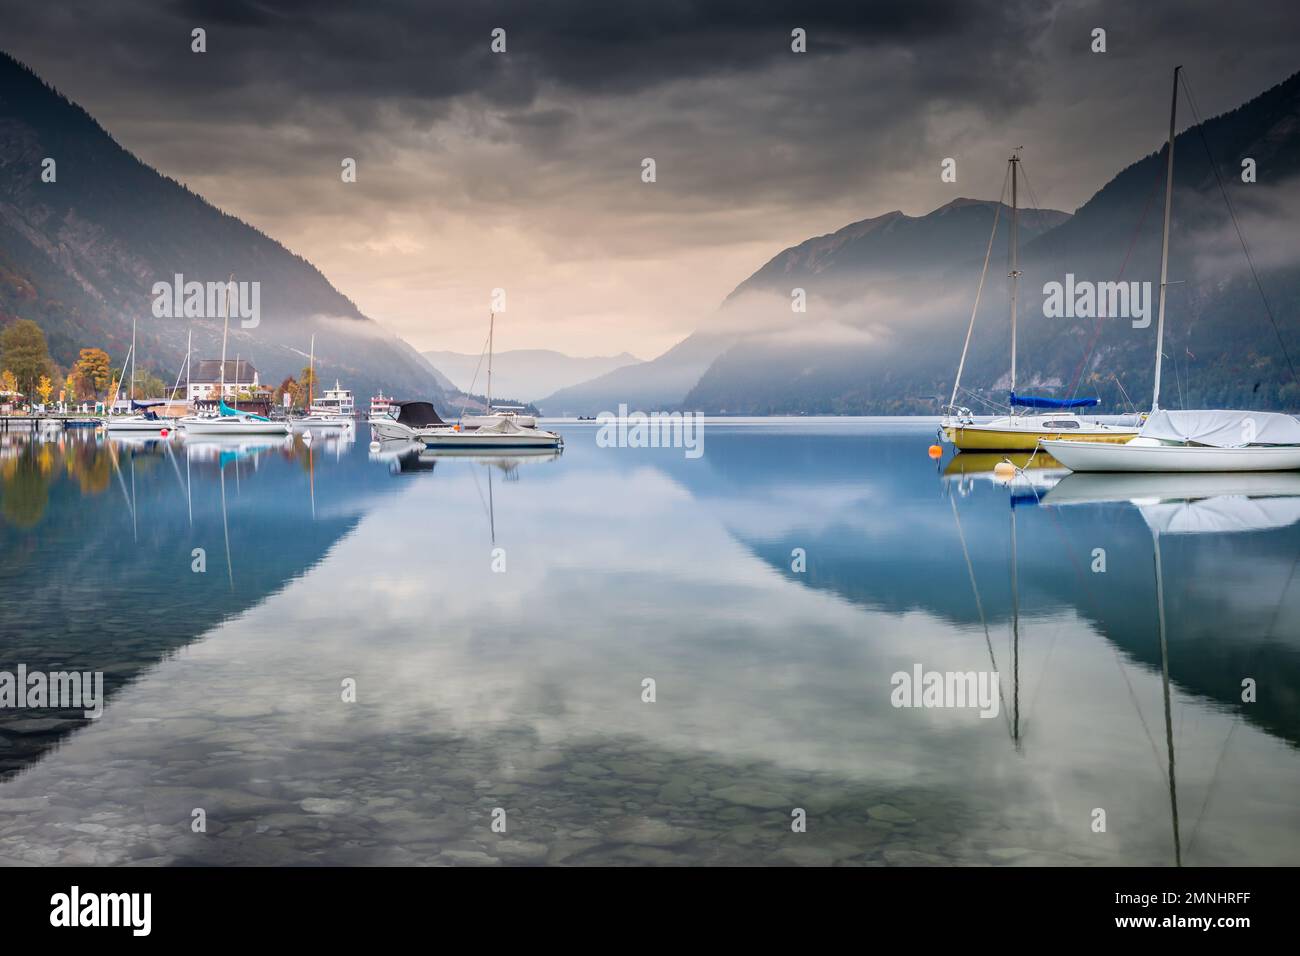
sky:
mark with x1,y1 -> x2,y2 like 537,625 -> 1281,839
1,0 -> 1297,358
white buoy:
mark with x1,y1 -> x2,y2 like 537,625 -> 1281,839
369,440 -> 381,452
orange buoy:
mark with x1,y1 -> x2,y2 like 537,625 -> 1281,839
993,460 -> 1017,479
927,444 -> 943,459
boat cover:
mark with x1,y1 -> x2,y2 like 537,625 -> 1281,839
1009,392 -> 1099,409
219,398 -> 271,422
393,401 -> 446,427
1139,409 -> 1300,447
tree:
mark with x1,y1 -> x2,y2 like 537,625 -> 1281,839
133,371 -> 167,399
72,348 -> 111,398
298,366 -> 318,406
0,320 -> 51,399
273,375 -> 299,409
36,374 -> 53,404
1,369 -> 18,397
63,373 -> 76,405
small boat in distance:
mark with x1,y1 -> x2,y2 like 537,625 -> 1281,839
1042,68 -> 1300,474
941,150 -> 1139,451
369,392 -> 393,420
310,379 -> 355,417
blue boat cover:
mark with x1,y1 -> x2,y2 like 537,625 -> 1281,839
219,398 -> 270,422
1009,392 -> 1100,409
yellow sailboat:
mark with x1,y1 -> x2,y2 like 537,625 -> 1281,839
941,151 -> 1140,451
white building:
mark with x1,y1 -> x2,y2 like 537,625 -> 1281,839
187,359 -> 260,402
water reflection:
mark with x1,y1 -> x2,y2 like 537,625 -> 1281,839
0,423 -> 1295,866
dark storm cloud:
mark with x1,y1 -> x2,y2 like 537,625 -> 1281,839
1,0 -> 1298,356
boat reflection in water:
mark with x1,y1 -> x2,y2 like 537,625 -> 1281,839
1043,472 -> 1300,864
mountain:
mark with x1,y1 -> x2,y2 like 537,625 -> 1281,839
423,348 -> 641,404
682,71 -> 1300,414
0,52 -> 448,402
537,199 -> 1069,416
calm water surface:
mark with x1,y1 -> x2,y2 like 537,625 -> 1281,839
0,419 -> 1297,866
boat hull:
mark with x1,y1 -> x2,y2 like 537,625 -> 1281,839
179,417 -> 292,436
1040,438 -> 1300,473
421,433 -> 561,449
105,417 -> 177,433
945,423 -> 1138,451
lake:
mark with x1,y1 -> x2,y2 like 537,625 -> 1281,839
1,419 -> 1297,866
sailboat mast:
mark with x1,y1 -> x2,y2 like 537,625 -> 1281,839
308,333 -> 315,411
128,315 -> 137,402
487,312 -> 494,411
1009,151 -> 1021,395
219,276 -> 232,401
1152,67 -> 1181,413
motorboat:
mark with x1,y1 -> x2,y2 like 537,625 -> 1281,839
370,400 -> 450,441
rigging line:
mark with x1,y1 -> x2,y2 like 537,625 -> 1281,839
1183,714 -> 1241,860
949,164 -> 1011,409
948,494 -> 1013,737
1042,505 -> 1165,774
1066,157 -> 1166,400
1180,70 -> 1299,387
1262,551 -> 1300,641
458,326 -> 494,423
956,385 -> 1011,414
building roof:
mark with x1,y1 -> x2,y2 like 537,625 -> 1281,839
190,359 -> 258,384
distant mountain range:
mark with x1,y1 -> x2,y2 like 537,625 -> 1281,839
0,52 -> 450,402
540,71 -> 1300,416
423,348 -> 640,404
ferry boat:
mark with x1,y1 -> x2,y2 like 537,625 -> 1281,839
369,392 -> 393,420
311,380 -> 354,417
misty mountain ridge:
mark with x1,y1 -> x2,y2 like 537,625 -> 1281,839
423,347 -> 641,404
0,51 -> 449,401
541,70 -> 1300,416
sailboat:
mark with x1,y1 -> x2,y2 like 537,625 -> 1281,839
1042,67 -> 1300,473
105,316 -> 179,434
942,151 -> 1140,451
459,312 -> 538,429
178,276 -> 291,437
291,335 -> 353,433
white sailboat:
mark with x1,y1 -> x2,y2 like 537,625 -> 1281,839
291,335 -> 353,433
178,276 -> 291,437
942,150 -> 1139,451
105,315 -> 178,434
1043,67 -> 1300,474
459,312 -> 538,429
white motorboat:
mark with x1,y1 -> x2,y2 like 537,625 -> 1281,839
1041,68 -> 1300,475
370,400 -> 449,441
